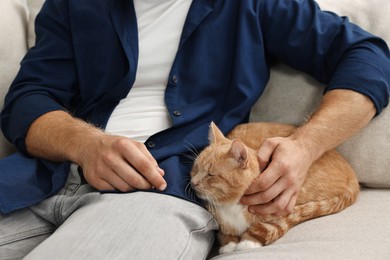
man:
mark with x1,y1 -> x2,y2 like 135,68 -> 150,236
0,0 -> 389,259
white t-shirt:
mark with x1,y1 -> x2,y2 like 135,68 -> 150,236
105,0 -> 193,142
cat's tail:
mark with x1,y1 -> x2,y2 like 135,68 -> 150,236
250,186 -> 359,245
289,187 -> 359,226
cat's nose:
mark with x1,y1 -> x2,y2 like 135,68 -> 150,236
191,180 -> 199,187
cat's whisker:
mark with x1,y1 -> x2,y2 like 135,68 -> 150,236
183,140 -> 200,154
180,153 -> 197,164
185,182 -> 193,197
183,175 -> 198,201
183,140 -> 200,158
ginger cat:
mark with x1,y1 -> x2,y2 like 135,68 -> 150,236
190,122 -> 359,254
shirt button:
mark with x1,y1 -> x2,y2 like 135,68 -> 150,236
173,110 -> 182,116
147,141 -> 156,148
171,75 -> 179,84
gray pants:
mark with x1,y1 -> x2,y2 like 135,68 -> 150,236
0,164 -> 218,260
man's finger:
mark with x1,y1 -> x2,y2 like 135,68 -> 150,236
242,175 -> 286,205
244,159 -> 284,195
93,178 -> 117,191
112,161 -> 153,190
247,188 -> 296,215
257,138 -> 281,171
122,144 -> 167,191
139,143 -> 165,177
102,169 -> 137,192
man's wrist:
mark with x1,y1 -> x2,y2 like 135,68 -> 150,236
289,125 -> 328,164
67,125 -> 105,166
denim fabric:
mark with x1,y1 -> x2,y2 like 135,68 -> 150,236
0,165 -> 218,259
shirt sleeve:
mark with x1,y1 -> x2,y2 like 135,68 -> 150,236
259,0 -> 390,114
0,0 -> 77,153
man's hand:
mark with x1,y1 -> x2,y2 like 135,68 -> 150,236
240,136 -> 313,216
240,89 -> 376,216
25,110 -> 167,192
80,134 -> 166,192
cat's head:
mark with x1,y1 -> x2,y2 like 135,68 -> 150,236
190,122 -> 259,204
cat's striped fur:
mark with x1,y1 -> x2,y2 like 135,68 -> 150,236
190,122 -> 359,254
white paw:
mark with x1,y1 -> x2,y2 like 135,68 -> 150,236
219,242 -> 237,254
234,240 -> 262,251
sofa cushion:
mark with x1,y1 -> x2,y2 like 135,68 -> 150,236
0,0 -> 45,158
250,0 -> 390,188
27,0 -> 46,48
0,0 -> 28,157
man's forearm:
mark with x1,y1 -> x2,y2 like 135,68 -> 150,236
25,110 -> 167,191
25,110 -> 104,164
292,89 -> 376,162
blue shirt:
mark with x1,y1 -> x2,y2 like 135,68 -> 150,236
1,0 -> 389,214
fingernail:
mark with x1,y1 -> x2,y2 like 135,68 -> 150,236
159,182 -> 167,191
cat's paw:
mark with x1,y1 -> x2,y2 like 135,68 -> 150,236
234,240 -> 262,251
219,242 -> 237,254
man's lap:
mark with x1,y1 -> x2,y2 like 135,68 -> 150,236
26,192 -> 217,259
0,165 -> 218,259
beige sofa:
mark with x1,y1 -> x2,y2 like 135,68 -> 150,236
1,0 -> 389,259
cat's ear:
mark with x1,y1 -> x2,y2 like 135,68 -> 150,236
209,121 -> 226,144
230,139 -> 248,169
